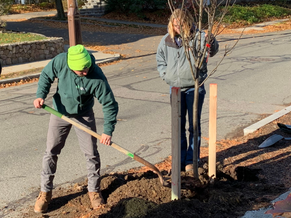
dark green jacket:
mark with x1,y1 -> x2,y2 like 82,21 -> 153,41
36,52 -> 118,136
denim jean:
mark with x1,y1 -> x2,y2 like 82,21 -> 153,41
171,86 -> 206,170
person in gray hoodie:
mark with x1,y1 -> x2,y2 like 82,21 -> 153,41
156,8 -> 219,172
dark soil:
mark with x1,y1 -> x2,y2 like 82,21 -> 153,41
20,111 -> 291,218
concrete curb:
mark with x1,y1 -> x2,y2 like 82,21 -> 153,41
243,105 -> 291,136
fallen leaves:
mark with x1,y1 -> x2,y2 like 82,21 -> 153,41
0,78 -> 39,89
9,4 -> 55,14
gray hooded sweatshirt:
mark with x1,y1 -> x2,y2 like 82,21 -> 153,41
156,30 -> 219,88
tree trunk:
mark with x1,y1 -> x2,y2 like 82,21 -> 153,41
55,0 -> 66,20
192,77 -> 200,178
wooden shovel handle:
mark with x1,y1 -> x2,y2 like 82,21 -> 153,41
42,104 -> 169,187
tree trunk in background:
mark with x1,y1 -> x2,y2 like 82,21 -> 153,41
55,0 -> 66,20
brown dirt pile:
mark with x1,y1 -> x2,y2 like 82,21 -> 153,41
20,111 -> 291,218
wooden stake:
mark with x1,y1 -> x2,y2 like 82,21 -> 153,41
171,87 -> 181,200
209,84 -> 217,179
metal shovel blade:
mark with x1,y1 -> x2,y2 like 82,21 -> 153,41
258,134 -> 284,148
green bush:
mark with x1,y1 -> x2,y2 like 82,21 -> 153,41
39,2 -> 55,9
0,0 -> 13,15
105,0 -> 167,16
223,4 -> 291,25
60,0 -> 84,10
0,0 -> 13,28
142,0 -> 167,10
77,0 -> 85,8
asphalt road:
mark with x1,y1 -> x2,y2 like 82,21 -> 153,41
1,14 -> 291,217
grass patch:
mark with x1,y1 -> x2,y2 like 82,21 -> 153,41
223,4 -> 291,25
0,33 -> 47,44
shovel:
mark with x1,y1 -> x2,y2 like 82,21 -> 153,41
258,134 -> 291,148
42,104 -> 170,187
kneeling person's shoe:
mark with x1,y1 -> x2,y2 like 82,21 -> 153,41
34,191 -> 52,213
88,192 -> 104,209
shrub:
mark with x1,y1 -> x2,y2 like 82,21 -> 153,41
39,2 -> 55,9
104,0 -> 167,16
223,4 -> 291,25
61,0 -> 85,10
0,0 -> 13,28
0,0 -> 13,14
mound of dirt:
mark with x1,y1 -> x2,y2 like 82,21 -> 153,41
21,163 -> 286,218
21,110 -> 291,217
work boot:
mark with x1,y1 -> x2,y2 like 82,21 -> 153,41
185,164 -> 193,172
88,192 -> 104,209
34,191 -> 52,213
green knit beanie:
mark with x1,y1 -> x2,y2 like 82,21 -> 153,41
67,45 -> 92,71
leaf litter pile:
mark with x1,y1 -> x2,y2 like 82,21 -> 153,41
19,110 -> 291,218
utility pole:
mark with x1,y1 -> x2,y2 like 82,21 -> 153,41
67,0 -> 82,46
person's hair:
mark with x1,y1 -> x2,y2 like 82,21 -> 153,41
168,9 -> 194,41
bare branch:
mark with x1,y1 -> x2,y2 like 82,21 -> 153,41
212,0 -> 232,37
168,0 -> 175,13
199,28 -> 245,87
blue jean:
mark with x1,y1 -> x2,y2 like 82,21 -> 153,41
173,86 -> 206,169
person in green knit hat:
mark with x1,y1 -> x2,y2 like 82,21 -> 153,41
33,44 -> 119,213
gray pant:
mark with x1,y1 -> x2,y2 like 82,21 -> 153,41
41,109 -> 101,193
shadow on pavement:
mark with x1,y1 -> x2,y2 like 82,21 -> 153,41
5,18 -> 164,46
